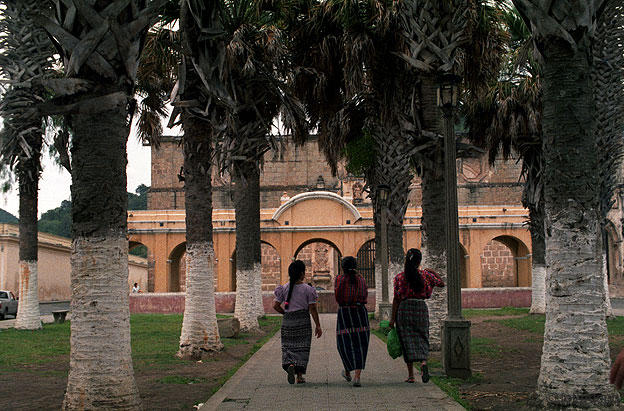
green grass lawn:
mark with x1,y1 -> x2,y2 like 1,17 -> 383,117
0,314 -> 282,372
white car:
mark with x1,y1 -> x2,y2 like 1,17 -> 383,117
0,290 -> 18,320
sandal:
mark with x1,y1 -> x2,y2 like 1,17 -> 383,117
352,378 -> 361,387
421,364 -> 430,384
341,370 -> 352,382
287,364 -> 295,384
404,377 -> 415,383
296,377 -> 306,384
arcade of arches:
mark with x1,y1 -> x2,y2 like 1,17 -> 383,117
128,191 -> 535,293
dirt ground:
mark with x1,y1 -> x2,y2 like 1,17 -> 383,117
427,315 -> 624,411
2,316 -> 622,410
0,322 -> 278,411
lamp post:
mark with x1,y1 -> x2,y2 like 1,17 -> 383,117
438,74 -> 471,379
377,184 -> 392,321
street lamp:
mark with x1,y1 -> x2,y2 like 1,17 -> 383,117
437,74 -> 471,379
377,184 -> 392,321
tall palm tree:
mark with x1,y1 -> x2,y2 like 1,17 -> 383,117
283,0 -> 419,315
211,0 -> 307,332
511,0 -> 619,407
0,0 -> 54,331
463,5 -> 547,314
172,0 -> 225,358
593,0 -> 624,318
36,1 -> 165,408
399,0 -> 472,348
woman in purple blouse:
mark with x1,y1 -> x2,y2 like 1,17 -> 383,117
273,260 -> 322,384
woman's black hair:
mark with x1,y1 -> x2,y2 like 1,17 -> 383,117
285,260 -> 306,307
404,248 -> 424,293
341,256 -> 357,284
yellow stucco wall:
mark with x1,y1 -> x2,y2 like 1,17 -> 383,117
0,224 -> 148,301
129,192 -> 533,293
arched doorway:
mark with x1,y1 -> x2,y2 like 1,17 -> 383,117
129,241 -> 152,292
356,239 -> 375,287
480,236 -> 531,287
295,239 -> 342,290
168,242 -> 186,292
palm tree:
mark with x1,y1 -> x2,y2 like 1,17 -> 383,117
212,0 -> 307,332
282,0 -> 419,315
463,5 -> 547,314
593,0 -> 624,318
36,1 -> 166,408
0,0 -> 54,331
511,0 -> 620,407
399,0 -> 473,348
172,0 -> 225,358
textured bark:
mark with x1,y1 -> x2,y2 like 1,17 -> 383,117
178,242 -> 223,358
178,113 -> 222,358
233,161 -> 262,332
419,75 -> 448,350
63,104 -> 141,410
15,261 -> 41,330
533,34 -> 619,408
603,251 -> 614,318
529,206 -> 546,314
15,144 -> 42,330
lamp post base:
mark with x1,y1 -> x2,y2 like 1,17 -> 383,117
378,302 -> 392,322
441,319 -> 472,379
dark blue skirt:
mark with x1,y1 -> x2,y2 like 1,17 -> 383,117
336,305 -> 370,371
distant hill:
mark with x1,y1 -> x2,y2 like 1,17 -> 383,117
0,208 -> 18,224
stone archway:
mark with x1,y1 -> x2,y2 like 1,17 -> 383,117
129,241 -> 153,292
295,239 -> 342,291
480,235 -> 531,287
168,242 -> 186,292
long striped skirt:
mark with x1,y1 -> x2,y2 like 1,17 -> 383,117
396,299 -> 429,363
336,305 -> 370,371
281,309 -> 312,374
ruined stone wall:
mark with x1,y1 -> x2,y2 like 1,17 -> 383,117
149,137 -> 525,211
480,240 -> 516,287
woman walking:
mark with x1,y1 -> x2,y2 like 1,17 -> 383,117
389,248 -> 445,383
273,260 -> 322,384
334,256 -> 370,387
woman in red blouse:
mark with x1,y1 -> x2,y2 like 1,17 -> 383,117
334,256 -> 370,387
389,248 -> 444,383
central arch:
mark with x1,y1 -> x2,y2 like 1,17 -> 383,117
295,238 -> 342,290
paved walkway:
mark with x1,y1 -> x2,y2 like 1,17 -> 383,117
200,314 -> 464,411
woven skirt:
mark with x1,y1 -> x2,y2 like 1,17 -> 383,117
336,305 -> 370,371
396,299 -> 429,363
281,309 -> 312,374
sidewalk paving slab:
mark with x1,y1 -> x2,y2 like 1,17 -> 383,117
200,314 -> 465,411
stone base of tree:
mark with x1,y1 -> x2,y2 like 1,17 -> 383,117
218,317 -> 240,338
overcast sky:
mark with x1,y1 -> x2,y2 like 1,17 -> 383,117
0,130 -> 152,218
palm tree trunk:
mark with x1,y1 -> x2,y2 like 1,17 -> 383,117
534,41 -> 619,408
63,104 -> 141,410
177,114 -> 223,359
14,129 -> 42,330
419,75 -> 447,350
233,160 -> 262,332
528,205 -> 546,314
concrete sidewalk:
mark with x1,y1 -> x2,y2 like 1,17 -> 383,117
200,314 -> 464,411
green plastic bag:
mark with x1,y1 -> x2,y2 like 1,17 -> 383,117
387,328 -> 402,359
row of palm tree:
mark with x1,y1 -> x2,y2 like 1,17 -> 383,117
0,0 -> 621,408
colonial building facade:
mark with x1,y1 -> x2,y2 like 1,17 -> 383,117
130,135 -> 577,295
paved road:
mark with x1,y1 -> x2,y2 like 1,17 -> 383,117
200,314 -> 464,411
